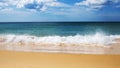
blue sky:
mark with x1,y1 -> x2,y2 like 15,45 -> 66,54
0,0 -> 120,22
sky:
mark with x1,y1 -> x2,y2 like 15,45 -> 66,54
0,0 -> 120,22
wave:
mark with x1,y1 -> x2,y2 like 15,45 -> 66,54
0,33 -> 120,54
0,33 -> 120,45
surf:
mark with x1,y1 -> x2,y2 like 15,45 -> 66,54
0,33 -> 120,54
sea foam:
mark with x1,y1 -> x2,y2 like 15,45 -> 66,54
0,33 -> 119,45
0,33 -> 120,54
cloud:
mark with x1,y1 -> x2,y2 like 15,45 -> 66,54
0,1 -> 8,7
0,0 -> 68,11
112,0 -> 120,3
75,0 -> 120,9
0,0 -> 120,21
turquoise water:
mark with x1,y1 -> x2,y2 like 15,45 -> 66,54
0,22 -> 120,36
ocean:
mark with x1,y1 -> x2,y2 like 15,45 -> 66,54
0,22 -> 120,36
0,22 -> 120,54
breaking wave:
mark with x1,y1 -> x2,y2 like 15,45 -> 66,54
0,33 -> 120,54
0,33 -> 120,45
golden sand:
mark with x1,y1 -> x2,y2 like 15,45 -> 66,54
0,50 -> 120,68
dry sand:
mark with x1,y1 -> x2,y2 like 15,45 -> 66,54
0,50 -> 120,68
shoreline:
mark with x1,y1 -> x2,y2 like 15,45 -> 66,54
1,33 -> 120,54
0,43 -> 120,54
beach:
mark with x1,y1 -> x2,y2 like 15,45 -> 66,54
0,22 -> 120,68
0,50 -> 120,68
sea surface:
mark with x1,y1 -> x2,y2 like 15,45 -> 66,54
0,22 -> 120,36
0,22 -> 120,54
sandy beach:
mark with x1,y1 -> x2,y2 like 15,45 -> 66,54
0,50 -> 120,68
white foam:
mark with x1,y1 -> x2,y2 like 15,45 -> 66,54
0,33 -> 120,45
1,33 -> 120,54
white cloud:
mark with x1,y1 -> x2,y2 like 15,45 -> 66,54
75,0 -> 120,9
75,0 -> 107,9
0,0 -> 68,11
0,1 -> 8,7
76,0 -> 106,6
15,0 -> 34,8
14,0 -> 62,8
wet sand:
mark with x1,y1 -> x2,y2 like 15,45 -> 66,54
0,50 -> 120,68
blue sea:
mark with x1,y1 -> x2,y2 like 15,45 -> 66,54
0,22 -> 120,36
